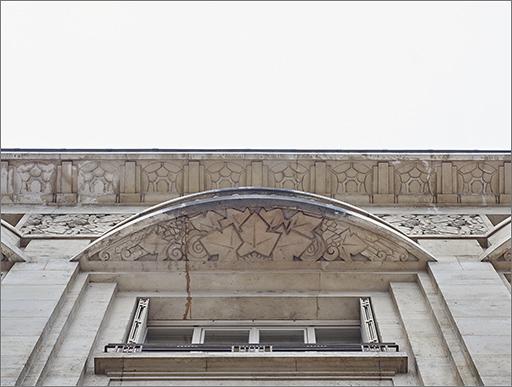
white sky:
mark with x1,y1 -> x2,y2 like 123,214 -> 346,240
1,1 -> 510,150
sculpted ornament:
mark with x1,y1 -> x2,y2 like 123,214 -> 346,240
19,214 -> 131,236
15,162 -> 56,194
379,214 -> 489,236
89,207 -> 411,263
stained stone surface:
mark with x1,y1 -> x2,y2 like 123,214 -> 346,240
76,189 -> 435,269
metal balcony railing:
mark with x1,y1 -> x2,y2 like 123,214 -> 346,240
104,342 -> 399,353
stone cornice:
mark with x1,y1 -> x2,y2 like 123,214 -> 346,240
1,151 -> 510,206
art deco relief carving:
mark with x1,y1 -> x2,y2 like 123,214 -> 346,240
14,162 -> 56,194
456,162 -> 498,195
78,161 -> 119,195
18,214 -> 131,236
328,162 -> 372,194
90,207 -> 411,263
205,162 -> 245,189
2,154 -> 510,205
141,162 -> 183,194
394,163 -> 434,195
379,214 -> 490,236
266,162 -> 311,191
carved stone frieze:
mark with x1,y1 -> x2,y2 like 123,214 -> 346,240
266,162 -> 311,191
456,162 -> 498,195
205,161 -> 245,189
378,214 -> 490,236
328,162 -> 372,195
2,153 -> 510,205
394,162 -> 435,195
78,161 -> 120,195
18,214 -> 131,236
141,162 -> 183,194
89,207 -> 411,263
14,162 -> 56,194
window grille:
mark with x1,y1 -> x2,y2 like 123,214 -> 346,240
127,298 -> 149,344
360,297 -> 379,343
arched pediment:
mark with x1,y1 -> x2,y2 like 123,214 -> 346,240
73,188 -> 436,271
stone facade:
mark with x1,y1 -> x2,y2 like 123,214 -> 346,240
1,151 -> 510,386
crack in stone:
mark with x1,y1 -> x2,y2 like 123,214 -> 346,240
182,260 -> 192,319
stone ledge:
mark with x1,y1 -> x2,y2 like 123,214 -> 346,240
94,351 -> 408,376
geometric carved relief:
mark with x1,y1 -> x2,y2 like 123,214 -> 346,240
2,152 -> 510,206
394,162 -> 434,195
90,207 -> 412,263
205,161 -> 245,189
379,214 -> 490,236
14,162 -> 56,194
456,162 -> 498,195
266,162 -> 310,191
328,162 -> 372,194
18,214 -> 132,236
141,162 -> 183,194
78,161 -> 119,195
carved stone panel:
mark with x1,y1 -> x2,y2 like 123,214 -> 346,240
379,214 -> 490,236
327,162 -> 372,195
394,162 -> 435,195
90,207 -> 412,263
456,162 -> 498,195
78,161 -> 120,203
18,214 -> 132,236
141,162 -> 183,195
204,161 -> 246,189
12,162 -> 56,202
265,162 -> 311,191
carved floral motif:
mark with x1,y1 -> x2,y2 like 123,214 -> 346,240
90,207 -> 411,263
379,214 -> 489,236
19,214 -> 132,236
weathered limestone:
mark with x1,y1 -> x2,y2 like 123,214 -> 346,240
390,282 -> 461,385
0,260 -> 78,386
22,273 -> 90,386
429,260 -> 512,386
40,282 -> 117,386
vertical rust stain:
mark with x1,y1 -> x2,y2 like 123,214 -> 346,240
182,260 -> 192,319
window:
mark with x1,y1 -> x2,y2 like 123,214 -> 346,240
115,296 -> 385,352
97,297 -> 407,377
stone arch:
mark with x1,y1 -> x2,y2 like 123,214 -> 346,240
73,188 -> 436,271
